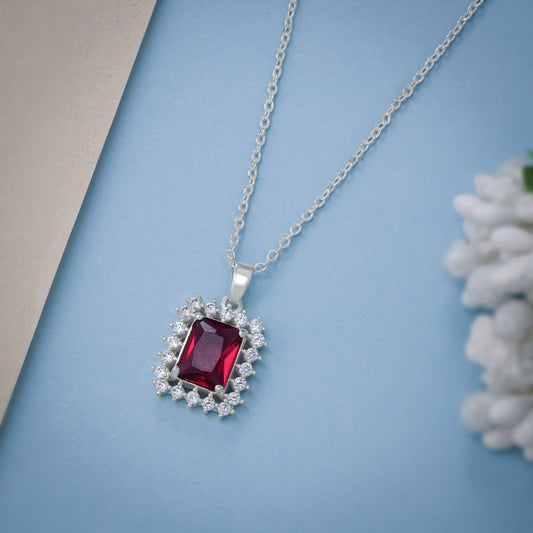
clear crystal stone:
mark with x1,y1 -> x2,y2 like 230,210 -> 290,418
154,365 -> 170,380
214,385 -> 224,394
251,333 -> 265,348
171,384 -> 185,400
227,392 -> 241,406
172,322 -> 188,336
249,318 -> 263,333
204,302 -> 217,316
220,307 -> 233,322
233,377 -> 247,391
179,306 -> 192,321
190,297 -> 202,312
244,348 -> 259,362
154,379 -> 170,395
161,350 -> 175,365
166,336 -> 180,351
234,312 -> 247,327
239,362 -> 253,377
186,390 -> 200,406
218,401 -> 231,417
202,396 -> 216,412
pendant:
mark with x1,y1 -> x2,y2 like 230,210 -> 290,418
151,263 -> 266,418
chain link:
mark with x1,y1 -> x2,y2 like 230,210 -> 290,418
227,0 -> 486,273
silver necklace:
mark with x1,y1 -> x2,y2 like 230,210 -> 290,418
152,0 -> 486,418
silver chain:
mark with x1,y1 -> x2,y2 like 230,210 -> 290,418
227,0 -> 486,274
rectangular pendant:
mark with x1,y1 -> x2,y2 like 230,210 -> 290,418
152,295 -> 265,418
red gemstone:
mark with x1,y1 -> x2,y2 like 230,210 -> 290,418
177,317 -> 243,391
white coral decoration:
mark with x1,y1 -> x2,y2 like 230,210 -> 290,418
445,159 -> 533,461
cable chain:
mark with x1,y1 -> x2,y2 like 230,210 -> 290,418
227,0 -> 486,273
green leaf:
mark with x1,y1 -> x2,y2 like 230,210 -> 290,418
527,149 -> 533,161
524,166 -> 533,192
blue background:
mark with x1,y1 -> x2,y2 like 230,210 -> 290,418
1,1 -> 532,532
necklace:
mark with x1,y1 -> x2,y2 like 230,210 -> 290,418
152,0 -> 486,417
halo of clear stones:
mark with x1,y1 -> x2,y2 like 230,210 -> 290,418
219,307 -> 233,322
154,366 -> 169,380
154,379 -> 170,395
244,348 -> 259,362
153,295 -> 266,419
204,302 -> 217,316
218,402 -> 232,417
239,362 -> 254,378
171,384 -> 185,400
186,390 -> 200,406
249,318 -> 263,333
202,396 -> 216,412
165,336 -> 180,351
178,306 -> 192,321
234,312 -> 247,327
189,297 -> 202,312
233,377 -> 247,391
161,351 -> 175,365
227,392 -> 241,406
251,333 -> 265,348
172,322 -> 188,336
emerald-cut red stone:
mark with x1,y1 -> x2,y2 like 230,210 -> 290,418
177,317 -> 243,391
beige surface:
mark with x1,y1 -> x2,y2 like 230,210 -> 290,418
0,0 -> 156,422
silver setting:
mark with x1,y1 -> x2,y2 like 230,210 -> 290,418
152,294 -> 266,418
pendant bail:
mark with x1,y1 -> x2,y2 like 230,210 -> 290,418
229,263 -> 254,306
